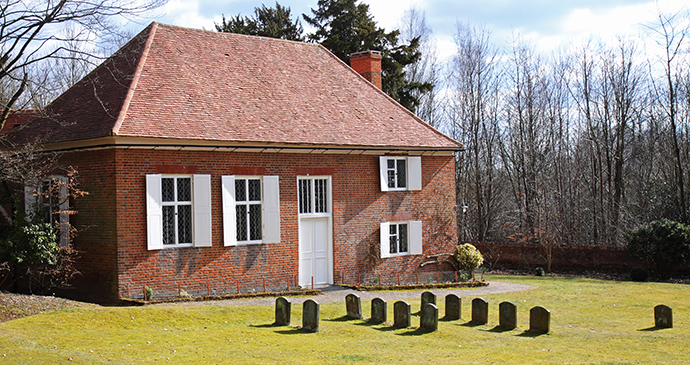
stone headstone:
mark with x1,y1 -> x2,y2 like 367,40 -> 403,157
420,303 -> 439,332
655,305 -> 673,328
302,299 -> 320,332
346,293 -> 362,319
471,297 -> 489,325
421,291 -> 436,310
444,294 -> 461,320
274,297 -> 291,326
393,300 -> 411,328
499,301 -> 517,330
529,306 -> 550,333
371,298 -> 387,324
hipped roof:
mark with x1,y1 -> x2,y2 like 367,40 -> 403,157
7,23 -> 462,152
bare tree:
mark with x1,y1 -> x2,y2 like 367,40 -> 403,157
0,0 -> 166,130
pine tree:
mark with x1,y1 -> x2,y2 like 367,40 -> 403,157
215,2 -> 304,41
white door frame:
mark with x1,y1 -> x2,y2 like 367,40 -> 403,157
297,176 -> 333,287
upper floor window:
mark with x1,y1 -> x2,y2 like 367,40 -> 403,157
379,156 -> 422,192
380,220 -> 423,258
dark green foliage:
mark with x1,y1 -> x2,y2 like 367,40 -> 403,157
629,267 -> 649,282
534,267 -> 545,276
215,2 -> 304,41
303,0 -> 432,111
626,219 -> 690,276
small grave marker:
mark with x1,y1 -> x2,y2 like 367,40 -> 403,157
654,305 -> 673,328
274,297 -> 291,326
371,298 -> 387,324
346,293 -> 362,319
499,301 -> 517,330
302,299 -> 320,332
394,301 -> 411,328
421,291 -> 436,310
420,303 -> 439,332
529,306 -> 550,333
471,297 -> 489,325
445,294 -> 461,320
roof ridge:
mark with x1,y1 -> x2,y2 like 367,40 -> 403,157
111,22 -> 158,136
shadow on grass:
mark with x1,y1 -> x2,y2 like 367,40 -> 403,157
372,325 -> 399,332
488,325 -> 515,333
461,321 -> 487,328
274,328 -> 317,335
517,330 -> 548,337
251,323 -> 285,328
396,327 -> 436,336
639,326 -> 671,332
326,315 -> 360,322
440,316 -> 461,322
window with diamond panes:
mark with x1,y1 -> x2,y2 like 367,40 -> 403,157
389,223 -> 408,254
236,178 -> 262,243
299,177 -> 328,214
386,158 -> 407,189
161,177 -> 192,245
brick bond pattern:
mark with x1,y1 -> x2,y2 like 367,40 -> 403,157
61,149 -> 457,303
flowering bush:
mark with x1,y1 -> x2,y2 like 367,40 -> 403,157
455,243 -> 484,272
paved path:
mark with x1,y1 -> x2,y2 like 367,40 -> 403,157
156,281 -> 536,307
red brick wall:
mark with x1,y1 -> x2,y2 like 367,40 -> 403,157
63,148 -> 457,301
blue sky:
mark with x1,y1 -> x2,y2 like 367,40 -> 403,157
131,0 -> 687,60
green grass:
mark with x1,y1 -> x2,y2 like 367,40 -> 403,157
1,275 -> 688,364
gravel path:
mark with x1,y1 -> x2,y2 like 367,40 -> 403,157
155,281 -> 536,307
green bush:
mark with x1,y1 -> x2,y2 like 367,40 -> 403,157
455,243 -> 484,272
626,219 -> 690,276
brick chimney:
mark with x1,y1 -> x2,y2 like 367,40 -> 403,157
349,50 -> 382,90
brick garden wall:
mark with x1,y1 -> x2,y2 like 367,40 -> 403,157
472,241 -> 646,272
60,148 -> 457,302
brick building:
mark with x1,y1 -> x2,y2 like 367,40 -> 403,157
4,23 -> 462,303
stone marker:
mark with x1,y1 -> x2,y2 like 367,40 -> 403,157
420,303 -> 439,332
499,301 -> 517,330
346,293 -> 362,319
393,300 -> 411,328
445,294 -> 461,320
529,306 -> 550,333
471,297 -> 489,325
274,297 -> 291,326
371,298 -> 387,324
655,305 -> 673,328
302,299 -> 320,332
421,291 -> 436,310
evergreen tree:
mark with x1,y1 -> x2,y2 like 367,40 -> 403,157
303,0 -> 432,111
215,2 -> 304,41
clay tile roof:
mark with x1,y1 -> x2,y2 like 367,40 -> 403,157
6,22 -> 462,151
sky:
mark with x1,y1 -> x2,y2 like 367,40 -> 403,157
131,0 -> 689,61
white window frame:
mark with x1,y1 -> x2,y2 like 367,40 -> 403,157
146,174 -> 212,250
297,176 -> 331,218
379,156 -> 422,192
222,175 -> 280,246
380,220 -> 423,258
24,176 -> 70,247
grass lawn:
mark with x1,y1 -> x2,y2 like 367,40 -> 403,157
1,275 -> 688,364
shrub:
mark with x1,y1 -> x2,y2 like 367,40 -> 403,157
534,267 -> 545,277
629,267 -> 649,282
455,243 -> 484,272
626,219 -> 690,277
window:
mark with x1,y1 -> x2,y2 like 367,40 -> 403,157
298,177 -> 329,215
146,174 -> 212,250
379,156 -> 422,191
222,175 -> 280,246
380,221 -> 423,257
24,176 -> 69,247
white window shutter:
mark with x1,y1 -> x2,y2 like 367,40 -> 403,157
380,222 -> 391,258
379,156 -> 389,192
222,175 -> 237,246
24,184 -> 37,222
57,176 -> 70,247
409,220 -> 423,255
193,174 -> 212,247
146,174 -> 164,250
262,176 -> 281,243
407,156 -> 422,191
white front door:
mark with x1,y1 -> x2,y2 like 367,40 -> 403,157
298,177 -> 332,287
